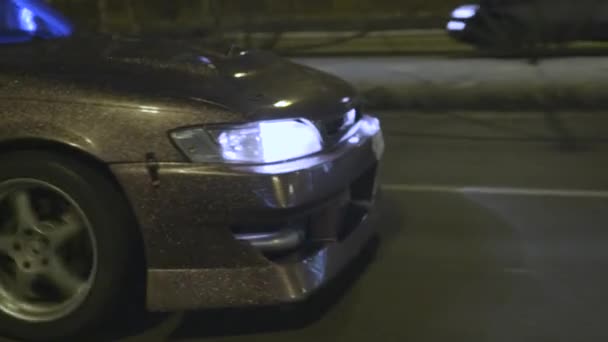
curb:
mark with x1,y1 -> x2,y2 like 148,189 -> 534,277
360,83 -> 608,111
295,57 -> 608,111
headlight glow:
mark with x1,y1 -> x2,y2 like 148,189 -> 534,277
447,20 -> 467,31
451,5 -> 479,19
171,119 -> 323,164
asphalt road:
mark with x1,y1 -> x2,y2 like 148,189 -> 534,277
32,111 -> 608,342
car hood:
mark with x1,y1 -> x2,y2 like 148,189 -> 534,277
0,35 -> 359,121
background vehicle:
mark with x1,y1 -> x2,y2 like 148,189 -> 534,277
447,0 -> 608,48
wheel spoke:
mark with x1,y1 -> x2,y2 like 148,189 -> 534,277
48,210 -> 83,247
46,258 -> 86,298
9,191 -> 37,229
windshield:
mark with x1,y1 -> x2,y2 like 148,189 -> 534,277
0,0 -> 72,43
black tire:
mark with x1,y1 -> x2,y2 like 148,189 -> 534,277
0,150 -> 143,341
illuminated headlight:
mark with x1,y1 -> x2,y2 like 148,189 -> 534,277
451,4 -> 479,19
447,20 -> 467,31
171,119 -> 323,164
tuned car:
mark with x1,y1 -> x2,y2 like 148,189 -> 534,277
447,0 -> 608,48
0,0 -> 384,340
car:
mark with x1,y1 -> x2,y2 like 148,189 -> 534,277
0,0 -> 384,340
446,0 -> 608,48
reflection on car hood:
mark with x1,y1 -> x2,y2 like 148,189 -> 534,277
0,35 -> 358,120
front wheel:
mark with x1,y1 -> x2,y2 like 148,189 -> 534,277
0,151 -> 142,341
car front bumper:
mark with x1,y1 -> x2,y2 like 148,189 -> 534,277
110,115 -> 384,311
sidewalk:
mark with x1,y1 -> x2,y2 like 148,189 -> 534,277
228,29 -> 469,55
294,56 -> 608,110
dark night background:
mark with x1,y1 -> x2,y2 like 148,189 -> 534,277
50,0 -> 464,32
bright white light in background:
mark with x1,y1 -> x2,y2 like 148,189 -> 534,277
447,20 -> 467,31
273,100 -> 293,108
139,106 -> 159,114
341,97 -> 351,104
198,56 -> 212,64
19,8 -> 37,32
234,72 -> 247,78
451,5 -> 479,19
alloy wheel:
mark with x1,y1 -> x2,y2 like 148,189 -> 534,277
0,179 -> 97,322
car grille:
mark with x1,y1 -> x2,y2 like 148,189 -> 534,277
323,117 -> 346,135
315,108 -> 362,148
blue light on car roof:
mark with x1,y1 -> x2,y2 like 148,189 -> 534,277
18,7 -> 37,32
11,0 -> 74,38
